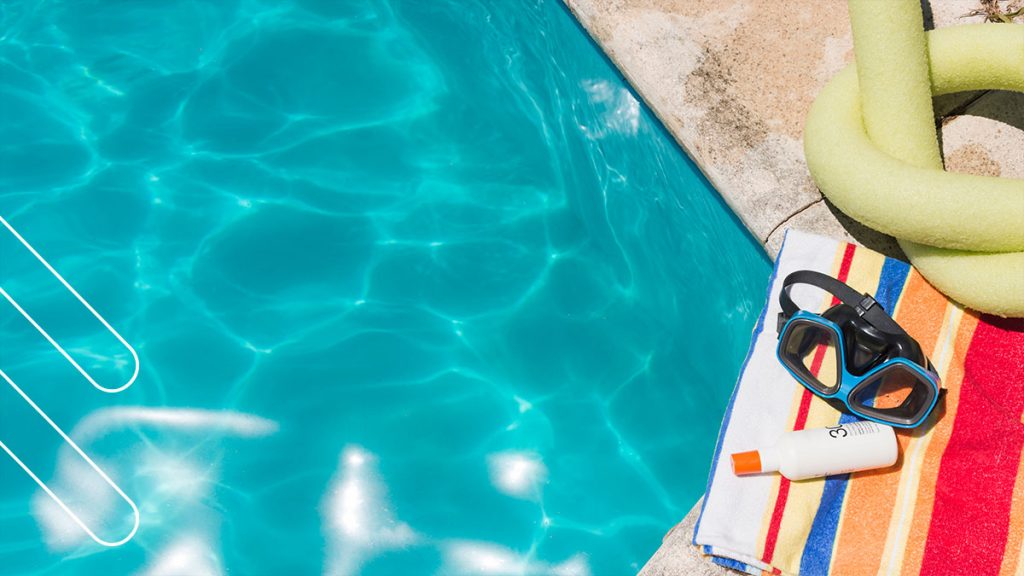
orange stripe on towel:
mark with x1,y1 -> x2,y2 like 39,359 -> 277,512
897,311 -> 978,576
879,297 -> 965,574
876,303 -> 962,569
828,270 -> 948,576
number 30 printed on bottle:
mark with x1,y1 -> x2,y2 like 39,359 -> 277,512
0,215 -> 139,547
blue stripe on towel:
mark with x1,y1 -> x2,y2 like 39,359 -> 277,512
874,258 -> 911,316
712,554 -> 761,574
799,256 -> 910,575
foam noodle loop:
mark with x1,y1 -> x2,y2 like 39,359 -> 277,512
804,0 -> 1024,317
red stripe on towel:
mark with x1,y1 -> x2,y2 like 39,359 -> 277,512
761,243 -> 857,564
920,316 -> 1024,575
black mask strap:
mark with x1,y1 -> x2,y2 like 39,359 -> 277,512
777,270 -> 904,335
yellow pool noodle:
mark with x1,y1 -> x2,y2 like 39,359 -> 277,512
805,22 -> 1024,316
848,0 -> 942,170
901,245 -> 1024,319
805,25 -> 1024,251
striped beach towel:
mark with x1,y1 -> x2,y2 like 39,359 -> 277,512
693,229 -> 1024,576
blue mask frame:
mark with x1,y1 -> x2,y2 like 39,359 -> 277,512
775,270 -> 943,429
776,311 -> 941,428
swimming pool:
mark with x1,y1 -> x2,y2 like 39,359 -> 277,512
0,0 -> 769,573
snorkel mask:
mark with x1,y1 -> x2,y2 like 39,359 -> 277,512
775,270 -> 941,428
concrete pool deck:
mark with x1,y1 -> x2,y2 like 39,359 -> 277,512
563,0 -> 1024,259
560,1 -> 1023,573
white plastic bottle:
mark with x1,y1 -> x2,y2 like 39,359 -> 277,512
731,421 -> 898,480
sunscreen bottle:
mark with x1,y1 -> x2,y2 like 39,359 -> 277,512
731,421 -> 897,480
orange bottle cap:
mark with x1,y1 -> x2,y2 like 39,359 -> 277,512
731,450 -> 762,475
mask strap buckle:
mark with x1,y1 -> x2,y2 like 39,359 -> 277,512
855,294 -> 877,317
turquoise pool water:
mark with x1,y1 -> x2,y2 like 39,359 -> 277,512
0,0 -> 769,573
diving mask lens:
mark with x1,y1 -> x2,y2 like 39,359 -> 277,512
779,319 -> 842,395
848,363 -> 938,426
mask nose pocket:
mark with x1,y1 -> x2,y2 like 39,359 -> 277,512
844,325 -> 891,376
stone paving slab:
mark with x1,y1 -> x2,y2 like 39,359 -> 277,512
943,90 -> 1024,179
638,500 -> 731,576
562,1 -> 1023,573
